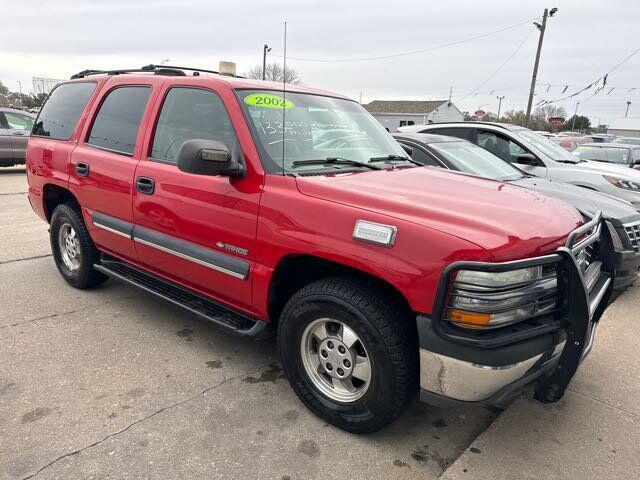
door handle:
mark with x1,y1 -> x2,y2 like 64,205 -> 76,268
76,162 -> 90,177
136,177 -> 155,195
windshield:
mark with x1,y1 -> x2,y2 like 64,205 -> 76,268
429,141 -> 525,181
612,137 -> 640,145
514,128 -> 580,163
237,89 -> 407,173
572,145 -> 631,164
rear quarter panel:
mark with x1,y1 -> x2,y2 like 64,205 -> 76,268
26,79 -> 107,222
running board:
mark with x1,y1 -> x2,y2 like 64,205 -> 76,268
95,254 -> 272,338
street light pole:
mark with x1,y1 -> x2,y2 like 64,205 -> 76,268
525,7 -> 558,126
626,101 -> 632,117
17,81 -> 23,108
262,44 -> 271,81
496,95 -> 505,120
571,101 -> 580,131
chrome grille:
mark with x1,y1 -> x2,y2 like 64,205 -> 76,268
624,221 -> 640,252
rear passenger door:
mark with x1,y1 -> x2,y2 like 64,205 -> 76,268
0,114 -> 11,164
132,84 -> 259,311
70,77 -> 160,261
4,111 -> 34,162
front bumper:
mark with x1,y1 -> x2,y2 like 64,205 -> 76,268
418,213 -> 613,406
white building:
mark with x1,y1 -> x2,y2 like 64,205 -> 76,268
363,99 -> 464,132
607,117 -> 640,138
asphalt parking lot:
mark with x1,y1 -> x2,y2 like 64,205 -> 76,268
1,167 -> 638,479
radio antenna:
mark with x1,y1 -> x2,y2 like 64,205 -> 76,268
281,20 -> 287,176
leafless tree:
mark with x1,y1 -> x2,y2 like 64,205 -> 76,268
246,62 -> 301,85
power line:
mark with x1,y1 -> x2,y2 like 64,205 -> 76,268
455,27 -> 535,103
272,18 -> 537,63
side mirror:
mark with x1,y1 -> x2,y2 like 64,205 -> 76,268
400,143 -> 413,156
177,139 -> 245,177
516,153 -> 539,166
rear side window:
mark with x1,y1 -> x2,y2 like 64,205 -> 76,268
150,87 -> 237,164
421,127 -> 473,141
32,82 -> 96,140
87,86 -> 151,156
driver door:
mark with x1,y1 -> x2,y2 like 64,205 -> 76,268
475,129 -> 548,178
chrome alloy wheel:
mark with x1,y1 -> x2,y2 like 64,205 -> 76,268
300,318 -> 372,403
58,222 -> 81,271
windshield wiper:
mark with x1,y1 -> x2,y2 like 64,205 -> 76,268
292,157 -> 382,170
369,154 -> 421,166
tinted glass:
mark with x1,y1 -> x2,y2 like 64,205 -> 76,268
429,141 -> 525,181
32,82 -> 96,140
406,145 -> 440,166
421,127 -> 471,140
237,89 -> 406,174
151,88 -> 237,163
87,86 -> 151,155
5,112 -> 34,130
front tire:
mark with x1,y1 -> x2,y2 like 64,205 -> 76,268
50,203 -> 107,289
278,277 -> 418,433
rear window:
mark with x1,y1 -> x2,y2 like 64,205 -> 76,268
87,86 -> 151,156
32,82 -> 96,140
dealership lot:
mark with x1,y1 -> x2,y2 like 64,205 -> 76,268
1,167 -> 638,479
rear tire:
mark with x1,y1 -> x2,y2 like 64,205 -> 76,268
50,203 -> 107,289
278,277 -> 418,433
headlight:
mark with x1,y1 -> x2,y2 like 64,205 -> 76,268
604,176 -> 640,191
445,265 -> 558,330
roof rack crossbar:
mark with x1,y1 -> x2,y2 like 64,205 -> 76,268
70,64 -> 245,80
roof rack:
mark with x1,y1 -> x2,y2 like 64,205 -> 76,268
70,64 -> 244,80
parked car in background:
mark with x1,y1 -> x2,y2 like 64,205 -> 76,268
612,137 -> 640,146
398,121 -> 640,208
590,134 -> 615,143
0,107 -> 36,167
573,143 -> 640,170
549,135 -> 590,151
535,130 -> 553,137
26,65 -> 613,432
393,132 -> 640,289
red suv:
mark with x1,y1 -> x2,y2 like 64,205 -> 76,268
27,65 -> 612,432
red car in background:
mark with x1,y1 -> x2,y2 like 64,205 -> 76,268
549,135 -> 590,151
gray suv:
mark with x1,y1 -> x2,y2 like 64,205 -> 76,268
0,107 -> 35,167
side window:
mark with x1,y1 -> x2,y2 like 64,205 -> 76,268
32,82 -> 97,140
87,86 -> 151,156
5,113 -> 34,131
150,87 -> 237,164
633,149 -> 640,162
406,145 -> 441,167
423,127 -> 471,141
477,130 -> 526,163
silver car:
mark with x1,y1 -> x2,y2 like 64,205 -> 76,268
0,107 -> 35,167
399,121 -> 640,208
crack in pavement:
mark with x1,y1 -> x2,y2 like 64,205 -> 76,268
0,254 -> 52,266
20,363 -> 274,479
0,191 -> 27,195
0,300 -> 116,330
566,388 -> 640,419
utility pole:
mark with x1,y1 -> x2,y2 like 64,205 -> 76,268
626,101 -> 632,117
496,95 -> 505,120
571,101 -> 580,131
525,7 -> 558,126
262,44 -> 271,81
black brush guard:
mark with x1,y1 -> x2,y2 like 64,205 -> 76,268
431,212 -> 613,403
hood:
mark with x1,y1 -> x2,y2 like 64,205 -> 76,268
574,159 -> 640,180
510,177 -> 640,225
296,167 -> 582,261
